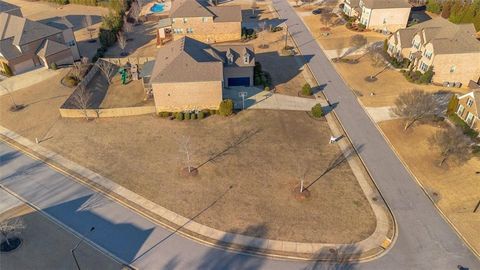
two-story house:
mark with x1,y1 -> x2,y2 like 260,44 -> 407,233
344,0 -> 411,32
0,13 -> 78,75
146,36 -> 254,112
157,0 -> 241,45
387,18 -> 480,86
455,90 -> 480,132
0,0 -> 22,17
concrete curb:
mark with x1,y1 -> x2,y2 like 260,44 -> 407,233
1,124 -> 391,261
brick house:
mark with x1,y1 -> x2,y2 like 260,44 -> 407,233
343,0 -> 411,32
0,13 -> 79,75
387,18 -> 480,86
157,0 -> 241,45
147,36 -> 254,112
456,90 -> 480,132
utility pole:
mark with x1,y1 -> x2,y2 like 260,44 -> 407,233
71,226 -> 95,270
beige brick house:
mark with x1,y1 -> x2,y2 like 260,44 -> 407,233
148,36 -> 254,112
343,0 -> 411,32
455,90 -> 480,132
0,13 -> 78,75
387,18 -> 480,86
157,0 -> 241,45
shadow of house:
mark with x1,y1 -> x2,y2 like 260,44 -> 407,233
42,195 -> 154,264
241,8 -> 287,30
39,15 -> 103,31
302,245 -> 360,270
255,51 -> 313,87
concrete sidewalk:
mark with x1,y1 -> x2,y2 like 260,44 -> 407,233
0,68 -> 62,96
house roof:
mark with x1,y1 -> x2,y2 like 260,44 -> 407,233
0,37 -> 20,60
362,0 -> 411,9
150,37 -> 224,83
157,18 -> 172,28
36,39 -> 69,57
170,0 -> 241,22
0,13 -> 61,47
394,17 -> 480,55
0,1 -> 20,13
42,17 -> 74,31
150,37 -> 254,84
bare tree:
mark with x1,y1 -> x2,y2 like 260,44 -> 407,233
251,0 -> 257,17
391,89 -> 438,131
0,218 -> 25,248
350,34 -> 367,51
129,1 -> 142,25
429,128 -> 471,166
72,85 -> 93,120
320,10 -> 335,28
178,135 -> 195,174
70,60 -> 88,81
365,44 -> 389,79
0,84 -> 23,111
117,31 -> 127,56
84,15 -> 96,42
96,60 -> 115,85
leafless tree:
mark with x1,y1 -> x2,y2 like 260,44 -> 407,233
0,218 -> 25,247
350,34 -> 367,51
320,9 -> 335,28
70,60 -> 89,81
429,128 -> 471,167
84,15 -> 96,42
179,135 -> 195,173
129,1 -> 142,24
72,85 -> 93,120
0,84 -> 23,111
117,31 -> 127,56
96,60 -> 115,85
391,89 -> 438,131
365,44 -> 389,79
251,0 -> 257,17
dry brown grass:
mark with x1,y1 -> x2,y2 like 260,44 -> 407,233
379,119 -> 480,253
1,85 -> 377,242
100,75 -> 152,108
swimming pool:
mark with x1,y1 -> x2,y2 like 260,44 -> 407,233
150,3 -> 165,13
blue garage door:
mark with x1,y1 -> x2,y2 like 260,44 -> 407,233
228,77 -> 250,87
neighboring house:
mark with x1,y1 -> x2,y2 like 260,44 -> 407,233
344,0 -> 411,32
157,0 -> 241,45
42,17 -> 81,60
0,0 -> 22,17
0,13 -> 77,75
387,18 -> 480,86
455,90 -> 480,132
147,36 -> 254,112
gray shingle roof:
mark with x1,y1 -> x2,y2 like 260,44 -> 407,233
0,13 -> 61,46
151,37 -> 254,84
36,39 -> 69,57
362,0 -> 411,9
0,0 -> 20,13
170,0 -> 241,22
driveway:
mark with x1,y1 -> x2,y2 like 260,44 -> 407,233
0,69 -> 62,95
271,0 -> 480,269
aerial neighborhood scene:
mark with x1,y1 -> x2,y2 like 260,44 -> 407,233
0,0 -> 479,269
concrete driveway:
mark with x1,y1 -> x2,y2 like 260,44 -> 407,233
0,68 -> 63,95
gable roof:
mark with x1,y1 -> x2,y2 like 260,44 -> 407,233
362,0 -> 411,9
36,39 -> 69,57
211,44 -> 255,67
170,0 -> 241,22
0,13 -> 61,47
150,37 -> 223,83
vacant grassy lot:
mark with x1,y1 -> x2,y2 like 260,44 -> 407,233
1,84 -> 376,243
379,119 -> 480,253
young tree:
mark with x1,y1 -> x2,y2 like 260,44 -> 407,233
391,89 -> 438,131
429,128 -> 471,166
72,85 -> 93,120
0,84 -> 23,112
441,0 -> 453,18
0,218 -> 25,248
320,11 -> 335,28
96,60 -> 115,85
350,34 -> 368,50
366,44 -> 388,79
117,31 -> 127,56
129,1 -> 142,25
178,135 -> 195,174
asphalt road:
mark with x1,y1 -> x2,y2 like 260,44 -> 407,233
1,1 -> 479,269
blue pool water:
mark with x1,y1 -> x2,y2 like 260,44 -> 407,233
150,3 -> 165,13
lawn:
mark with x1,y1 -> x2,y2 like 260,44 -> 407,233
379,119 -> 480,253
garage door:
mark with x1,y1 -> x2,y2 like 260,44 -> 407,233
228,77 -> 250,87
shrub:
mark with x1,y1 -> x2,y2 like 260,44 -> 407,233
50,63 -> 57,70
99,29 -> 117,48
264,86 -> 270,91
184,112 -> 191,120
302,83 -> 312,96
198,111 -> 205,119
418,66 -> 434,84
449,114 -> 479,139
159,111 -> 170,117
311,103 -> 324,118
358,23 -> 366,30
446,95 -> 459,116
191,113 -> 197,120
209,109 -> 216,115
270,26 -> 283,32
219,99 -> 234,116
64,76 -> 79,87
176,112 -> 184,120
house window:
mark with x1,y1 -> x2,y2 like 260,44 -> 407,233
202,17 -> 208,22
450,65 -> 456,73
466,112 -> 474,125
243,53 -> 250,64
457,104 -> 465,116
424,50 -> 432,59
467,98 -> 474,107
174,28 -> 183,34
186,28 -> 193,33
419,62 -> 428,72
183,18 -> 188,23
